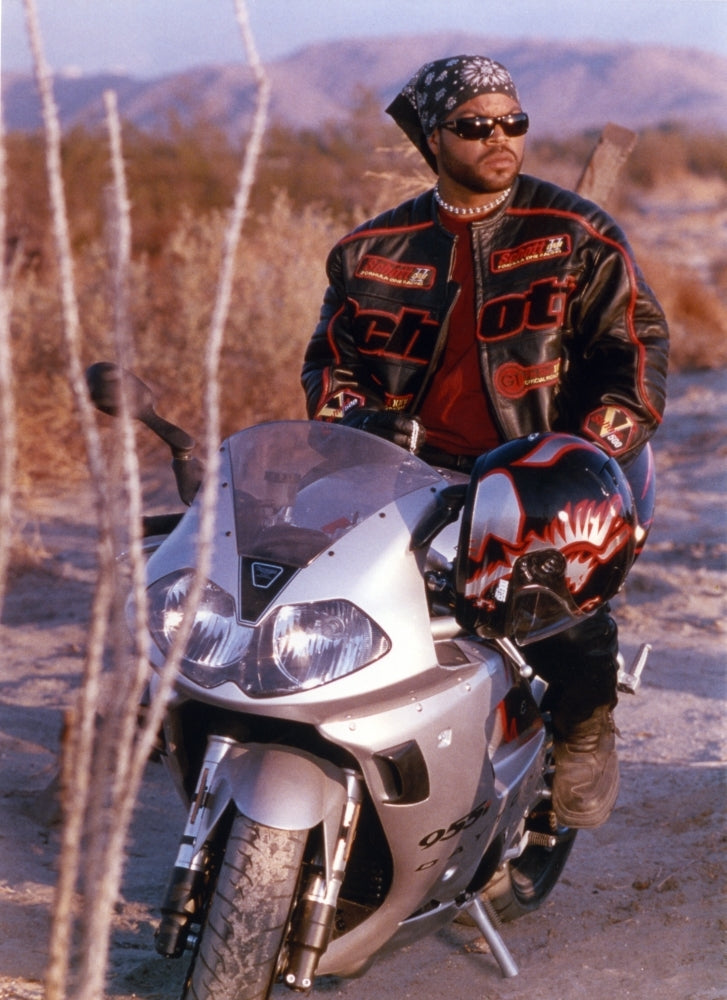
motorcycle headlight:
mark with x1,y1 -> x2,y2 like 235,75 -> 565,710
248,600 -> 390,697
146,571 -> 389,696
148,571 -> 254,679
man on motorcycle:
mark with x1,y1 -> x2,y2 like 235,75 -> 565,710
301,54 -> 668,829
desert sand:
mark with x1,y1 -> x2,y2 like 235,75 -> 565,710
1,368 -> 725,1000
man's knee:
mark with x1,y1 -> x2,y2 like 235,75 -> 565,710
526,607 -> 619,730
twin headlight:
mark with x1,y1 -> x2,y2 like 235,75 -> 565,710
147,570 -> 390,696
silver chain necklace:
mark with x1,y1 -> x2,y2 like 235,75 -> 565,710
434,184 -> 512,217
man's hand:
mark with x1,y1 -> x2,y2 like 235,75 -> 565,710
342,407 -> 426,454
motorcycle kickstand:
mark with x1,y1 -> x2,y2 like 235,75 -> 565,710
462,895 -> 519,978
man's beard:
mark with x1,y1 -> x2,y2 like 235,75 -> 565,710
440,144 -> 521,194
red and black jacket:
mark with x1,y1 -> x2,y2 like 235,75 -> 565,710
301,175 -> 668,461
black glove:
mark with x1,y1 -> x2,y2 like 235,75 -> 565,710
342,407 -> 426,454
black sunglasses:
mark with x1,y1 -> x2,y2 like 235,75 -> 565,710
439,112 -> 529,140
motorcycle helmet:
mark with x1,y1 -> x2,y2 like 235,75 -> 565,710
454,433 -> 637,644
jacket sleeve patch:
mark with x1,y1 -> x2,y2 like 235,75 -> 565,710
582,405 -> 638,454
383,392 -> 414,411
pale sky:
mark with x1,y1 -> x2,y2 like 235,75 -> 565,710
2,0 -> 726,77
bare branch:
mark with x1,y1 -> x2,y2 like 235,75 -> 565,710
0,65 -> 16,613
21,1 -> 271,996
138,0 -> 272,781
21,3 -> 121,997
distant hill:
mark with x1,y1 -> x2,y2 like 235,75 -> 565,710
4,33 -> 727,138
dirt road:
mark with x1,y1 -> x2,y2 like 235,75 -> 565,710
1,369 -> 725,1000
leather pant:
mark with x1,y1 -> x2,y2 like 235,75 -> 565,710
524,605 -> 619,737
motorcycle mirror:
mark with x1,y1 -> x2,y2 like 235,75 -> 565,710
86,362 -> 202,505
86,361 -> 155,421
85,362 -> 196,456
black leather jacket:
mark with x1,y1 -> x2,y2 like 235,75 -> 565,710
302,175 -> 668,461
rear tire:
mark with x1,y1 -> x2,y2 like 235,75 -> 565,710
182,812 -> 307,1000
484,800 -> 576,922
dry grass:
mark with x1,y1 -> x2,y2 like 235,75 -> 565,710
7,168 -> 726,492
642,255 -> 727,370
9,194 -> 339,489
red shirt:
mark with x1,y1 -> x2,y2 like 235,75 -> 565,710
418,211 -> 501,455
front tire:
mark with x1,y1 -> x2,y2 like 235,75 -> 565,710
182,812 -> 307,1000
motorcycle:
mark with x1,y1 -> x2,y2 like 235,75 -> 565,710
86,362 -> 651,999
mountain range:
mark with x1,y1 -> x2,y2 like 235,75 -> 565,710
3,33 -> 726,139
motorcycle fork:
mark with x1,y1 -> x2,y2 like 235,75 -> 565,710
283,769 -> 363,992
155,734 -> 236,958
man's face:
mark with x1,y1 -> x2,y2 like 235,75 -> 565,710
426,92 -> 526,196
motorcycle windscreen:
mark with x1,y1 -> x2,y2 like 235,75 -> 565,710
227,421 -> 442,566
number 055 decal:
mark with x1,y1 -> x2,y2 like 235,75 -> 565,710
418,798 -> 491,850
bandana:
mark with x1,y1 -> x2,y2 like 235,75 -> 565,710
386,55 -> 520,173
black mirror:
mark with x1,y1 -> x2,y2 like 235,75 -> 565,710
86,361 -> 156,421
86,363 -> 203,504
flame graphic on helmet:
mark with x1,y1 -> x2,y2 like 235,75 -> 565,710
466,496 -> 631,604
546,498 -> 632,593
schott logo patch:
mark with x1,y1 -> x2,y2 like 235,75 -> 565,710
356,255 -> 436,289
491,235 -> 571,272
251,562 -> 284,589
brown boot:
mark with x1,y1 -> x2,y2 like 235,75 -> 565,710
552,706 -> 619,829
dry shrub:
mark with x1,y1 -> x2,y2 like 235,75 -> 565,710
129,192 -> 338,436
10,193 -> 339,488
637,250 -> 727,370
9,134 -> 726,493
9,266 -> 85,491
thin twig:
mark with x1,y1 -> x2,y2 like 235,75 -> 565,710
73,89 -> 148,1000
24,1 -> 271,996
0,64 -> 16,612
136,0 -> 272,770
21,3 -> 120,998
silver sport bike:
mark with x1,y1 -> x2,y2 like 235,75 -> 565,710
86,363 -> 652,1000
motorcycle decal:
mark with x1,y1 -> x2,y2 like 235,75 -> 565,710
583,404 -> 638,455
467,475 -> 632,605
477,275 -> 577,342
239,558 -> 298,623
493,358 -> 561,399
495,686 -> 542,746
418,798 -> 492,850
250,562 -> 285,589
355,254 -> 436,290
490,234 -> 571,272
350,299 -> 440,365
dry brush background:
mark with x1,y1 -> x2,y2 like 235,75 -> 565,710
6,91 -> 727,493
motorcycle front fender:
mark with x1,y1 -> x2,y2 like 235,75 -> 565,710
194,742 -> 350,862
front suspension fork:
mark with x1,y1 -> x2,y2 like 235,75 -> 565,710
156,736 -> 364,981
155,734 -> 235,958
283,770 -> 363,992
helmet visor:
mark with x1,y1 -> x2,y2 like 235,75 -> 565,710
508,586 -> 587,645
506,549 -> 587,645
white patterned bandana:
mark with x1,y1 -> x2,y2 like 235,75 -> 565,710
386,55 -> 520,173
